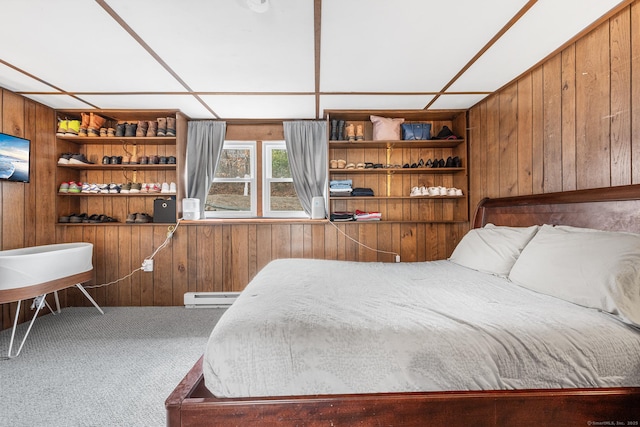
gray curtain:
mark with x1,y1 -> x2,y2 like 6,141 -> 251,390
283,121 -> 327,216
186,121 -> 226,218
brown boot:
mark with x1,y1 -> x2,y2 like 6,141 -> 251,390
146,120 -> 158,137
136,121 -> 148,137
166,117 -> 176,137
345,123 -> 355,141
79,113 -> 90,137
88,113 -> 106,137
355,124 -> 364,140
157,117 -> 167,137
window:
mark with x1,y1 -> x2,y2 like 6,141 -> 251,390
205,140 -> 306,218
263,141 -> 305,218
205,142 -> 256,218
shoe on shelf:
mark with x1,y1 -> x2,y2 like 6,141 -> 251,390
124,123 -> 138,137
167,156 -> 176,164
68,181 -> 82,193
57,153 -> 73,164
148,183 -> 161,193
134,213 -> 153,223
136,121 -> 148,137
87,113 -> 106,137
140,183 -> 149,193
120,183 -> 131,194
146,120 -> 158,137
169,182 -> 176,193
68,153 -> 94,165
107,127 -> 116,137
125,213 -> 137,223
79,113 -> 90,137
98,184 -> 109,194
166,117 -> 176,137
410,186 -> 422,197
129,182 -> 142,193
161,182 -> 170,193
157,117 -> 167,137
65,120 -> 80,136
56,119 -> 68,136
58,182 -> 69,193
115,122 -> 126,137
108,183 -> 121,193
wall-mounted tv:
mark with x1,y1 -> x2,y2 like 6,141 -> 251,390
0,132 -> 30,183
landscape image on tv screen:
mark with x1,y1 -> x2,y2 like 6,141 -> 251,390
0,132 -> 30,183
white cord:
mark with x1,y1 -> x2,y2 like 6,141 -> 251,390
84,218 -> 183,289
326,217 -> 400,260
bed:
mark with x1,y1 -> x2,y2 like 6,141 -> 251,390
166,184 -> 640,426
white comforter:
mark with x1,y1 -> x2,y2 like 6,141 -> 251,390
203,259 -> 640,397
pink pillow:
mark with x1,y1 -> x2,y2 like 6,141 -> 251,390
370,115 -> 404,140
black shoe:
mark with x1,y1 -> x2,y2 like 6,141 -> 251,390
110,156 -> 119,164
425,159 -> 433,168
167,156 -> 176,164
337,120 -> 345,141
410,163 -> 418,168
431,158 -> 439,168
417,158 -> 424,167
115,123 -> 126,137
403,163 -> 410,168
102,155 -> 110,165
453,156 -> 462,167
438,158 -> 446,167
445,156 -> 453,168
330,119 -> 338,141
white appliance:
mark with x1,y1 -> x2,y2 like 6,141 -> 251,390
311,196 -> 325,219
182,198 -> 200,220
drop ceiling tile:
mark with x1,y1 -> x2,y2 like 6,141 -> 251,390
320,0 -> 530,92
78,94 -> 213,119
198,95 -> 316,119
0,63 -> 57,93
320,95 -> 435,113
0,0 -> 184,92
106,0 -> 316,92
428,94 -> 489,110
449,0 -> 623,92
21,94 -> 95,110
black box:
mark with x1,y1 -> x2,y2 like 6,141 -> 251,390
153,198 -> 176,223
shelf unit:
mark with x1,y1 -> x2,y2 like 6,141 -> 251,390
326,109 -> 468,223
55,109 -> 187,225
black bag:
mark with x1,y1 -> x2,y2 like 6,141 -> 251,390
401,123 -> 432,140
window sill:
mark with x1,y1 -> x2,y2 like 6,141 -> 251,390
179,218 -> 328,225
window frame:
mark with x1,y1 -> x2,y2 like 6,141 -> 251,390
262,141 -> 307,218
204,141 -> 257,219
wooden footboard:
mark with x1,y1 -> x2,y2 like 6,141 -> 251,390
166,356 -> 640,427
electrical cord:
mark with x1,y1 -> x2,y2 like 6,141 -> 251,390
326,216 -> 400,261
84,218 -> 183,289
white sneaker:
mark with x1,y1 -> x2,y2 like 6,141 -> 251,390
438,186 -> 447,196
161,182 -> 170,193
455,188 -> 463,196
428,186 -> 439,196
410,186 -> 421,197
447,188 -> 457,196
169,182 -> 177,193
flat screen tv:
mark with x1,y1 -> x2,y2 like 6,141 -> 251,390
0,132 -> 30,183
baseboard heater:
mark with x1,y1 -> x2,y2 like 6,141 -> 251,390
184,292 -> 241,308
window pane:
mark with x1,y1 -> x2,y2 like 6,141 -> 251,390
215,149 -> 251,178
269,182 -> 302,211
271,149 -> 291,179
206,182 -> 252,211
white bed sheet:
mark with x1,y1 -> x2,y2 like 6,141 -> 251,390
203,259 -> 640,397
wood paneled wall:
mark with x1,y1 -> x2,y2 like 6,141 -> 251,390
468,2 -> 640,209
0,89 -> 56,330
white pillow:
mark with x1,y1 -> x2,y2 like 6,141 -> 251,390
508,224 -> 640,326
449,224 -> 539,277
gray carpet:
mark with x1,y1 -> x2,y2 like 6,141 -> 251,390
0,306 -> 225,427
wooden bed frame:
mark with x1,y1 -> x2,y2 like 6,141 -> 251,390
166,184 -> 640,426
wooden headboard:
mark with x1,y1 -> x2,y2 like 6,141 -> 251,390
473,184 -> 640,233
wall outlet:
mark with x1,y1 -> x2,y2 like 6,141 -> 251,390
142,259 -> 154,272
